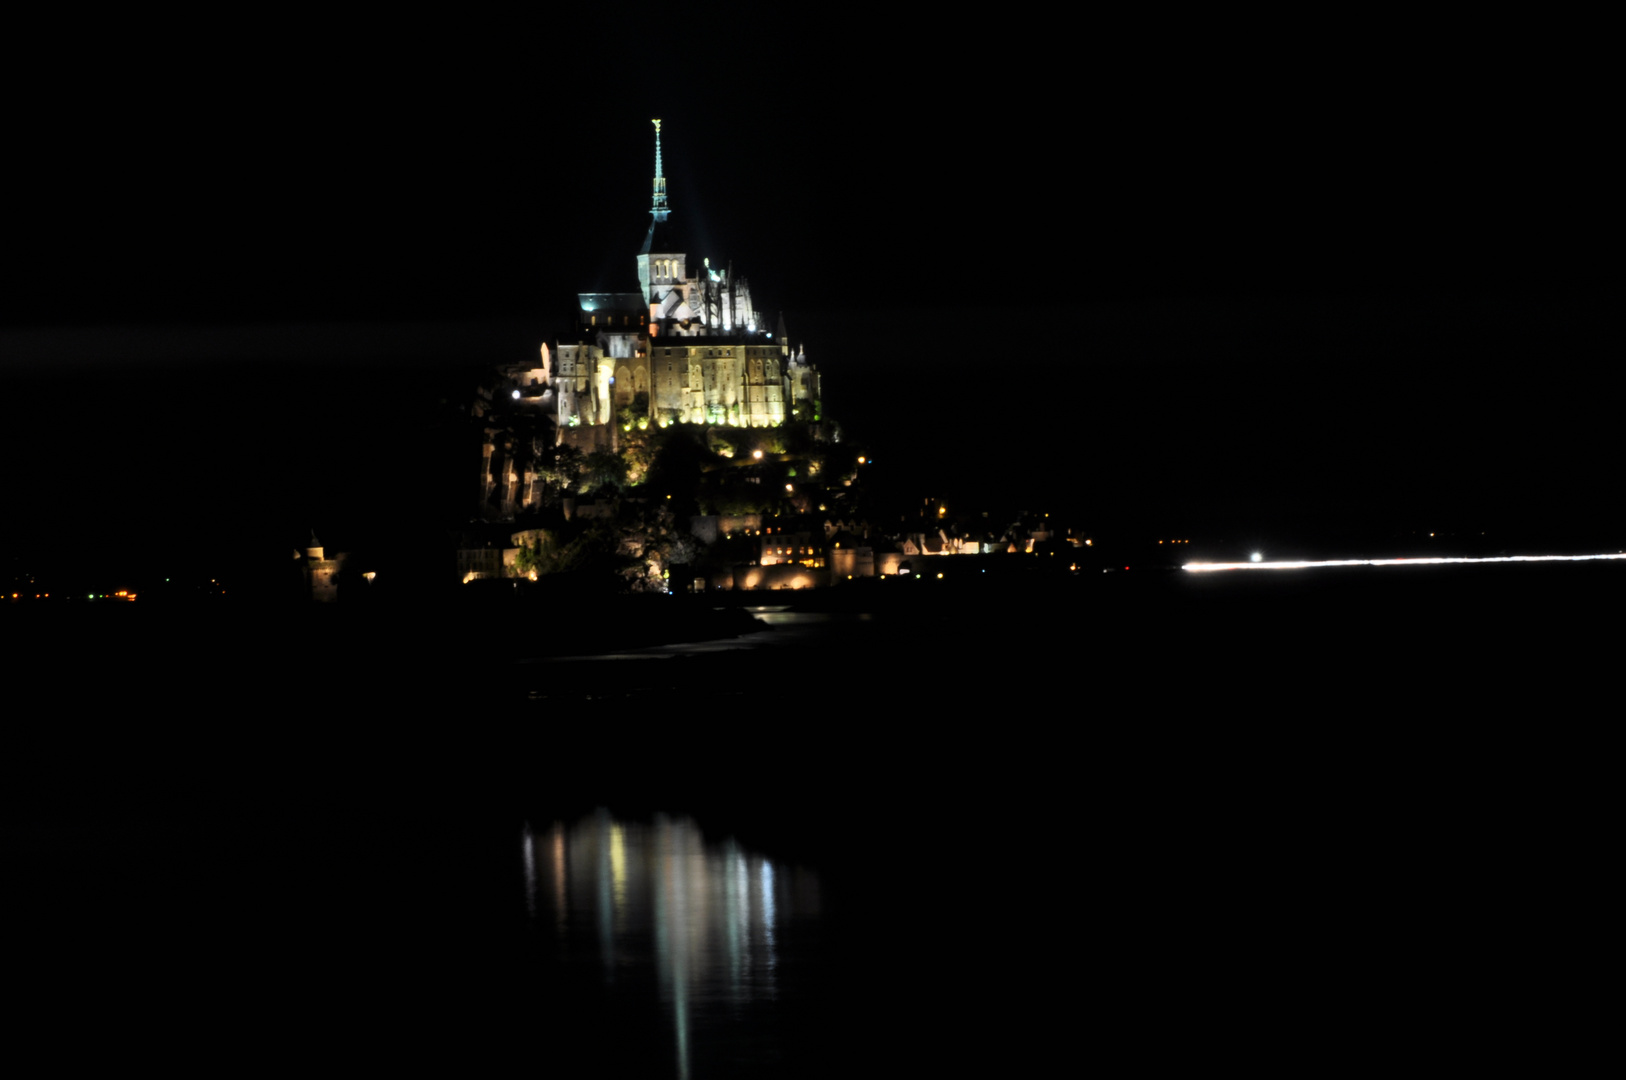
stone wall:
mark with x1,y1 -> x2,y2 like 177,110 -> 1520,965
732,563 -> 826,591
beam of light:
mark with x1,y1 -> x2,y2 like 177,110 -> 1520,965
610,822 -> 628,925
522,826 -> 537,919
1184,553 -> 1626,572
597,810 -> 615,978
761,860 -> 776,980
552,824 -> 567,933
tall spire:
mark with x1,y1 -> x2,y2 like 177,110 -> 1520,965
650,118 -> 670,223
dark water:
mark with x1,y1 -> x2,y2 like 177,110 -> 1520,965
5,562 -> 1615,1072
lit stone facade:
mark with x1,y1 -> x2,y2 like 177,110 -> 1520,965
303,538 -> 345,602
532,120 -> 820,440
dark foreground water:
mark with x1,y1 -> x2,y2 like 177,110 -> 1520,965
4,561 -> 1616,1073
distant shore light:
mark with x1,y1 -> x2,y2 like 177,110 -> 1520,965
1185,553 -> 1626,572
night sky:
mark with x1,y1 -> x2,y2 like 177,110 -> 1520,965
4,13 -> 1618,586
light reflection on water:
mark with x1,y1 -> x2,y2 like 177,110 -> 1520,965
523,811 -> 818,1078
519,609 -> 875,666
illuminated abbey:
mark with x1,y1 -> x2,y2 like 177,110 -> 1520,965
514,120 -> 820,440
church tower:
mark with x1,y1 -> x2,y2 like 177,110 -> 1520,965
521,120 -> 817,440
636,119 -> 689,315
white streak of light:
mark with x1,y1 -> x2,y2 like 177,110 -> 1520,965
1184,552 -> 1626,572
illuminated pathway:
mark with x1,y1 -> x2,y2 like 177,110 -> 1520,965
1183,552 -> 1626,572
